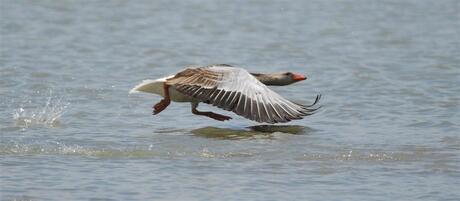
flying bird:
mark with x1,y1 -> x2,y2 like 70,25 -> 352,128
130,64 -> 320,123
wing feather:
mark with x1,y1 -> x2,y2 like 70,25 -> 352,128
167,65 -> 320,123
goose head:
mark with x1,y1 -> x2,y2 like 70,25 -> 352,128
250,72 -> 307,86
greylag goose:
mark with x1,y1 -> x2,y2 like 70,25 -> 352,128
130,64 -> 320,123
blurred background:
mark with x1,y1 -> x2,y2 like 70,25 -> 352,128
1,0 -> 459,200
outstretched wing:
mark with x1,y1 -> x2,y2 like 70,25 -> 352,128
166,65 -> 320,123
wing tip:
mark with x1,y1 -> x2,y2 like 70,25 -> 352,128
294,94 -> 322,116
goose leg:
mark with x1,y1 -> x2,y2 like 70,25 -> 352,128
191,102 -> 232,121
153,83 -> 171,115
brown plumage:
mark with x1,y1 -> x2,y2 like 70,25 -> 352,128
154,64 -> 320,123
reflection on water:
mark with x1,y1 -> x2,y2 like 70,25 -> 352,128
248,125 -> 308,134
191,125 -> 308,140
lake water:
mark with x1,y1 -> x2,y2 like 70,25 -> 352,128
1,0 -> 459,200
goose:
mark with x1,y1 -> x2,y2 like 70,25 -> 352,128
130,64 -> 320,123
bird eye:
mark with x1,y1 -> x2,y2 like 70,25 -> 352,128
285,72 -> 292,76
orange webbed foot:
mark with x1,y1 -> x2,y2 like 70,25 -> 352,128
153,99 -> 171,115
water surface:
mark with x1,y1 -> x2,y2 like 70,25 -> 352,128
1,0 -> 459,200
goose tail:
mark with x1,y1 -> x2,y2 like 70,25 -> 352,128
129,79 -> 160,94
129,75 -> 174,94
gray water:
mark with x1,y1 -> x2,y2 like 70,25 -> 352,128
1,0 -> 459,200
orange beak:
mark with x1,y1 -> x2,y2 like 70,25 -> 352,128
292,73 -> 307,81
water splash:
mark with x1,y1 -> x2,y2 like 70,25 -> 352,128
13,93 -> 69,128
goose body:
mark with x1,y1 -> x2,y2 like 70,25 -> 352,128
130,76 -> 199,102
130,64 -> 320,123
